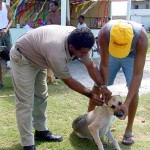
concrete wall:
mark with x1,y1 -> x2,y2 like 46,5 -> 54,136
130,9 -> 150,28
131,1 -> 150,9
130,1 -> 150,29
10,28 -> 27,45
130,9 -> 150,15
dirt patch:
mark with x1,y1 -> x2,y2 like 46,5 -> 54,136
134,117 -> 150,126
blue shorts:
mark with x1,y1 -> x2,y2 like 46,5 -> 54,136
108,55 -> 134,88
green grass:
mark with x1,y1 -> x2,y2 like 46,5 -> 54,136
0,75 -> 150,150
148,33 -> 150,54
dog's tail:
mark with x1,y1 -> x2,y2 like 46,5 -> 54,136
72,114 -> 88,132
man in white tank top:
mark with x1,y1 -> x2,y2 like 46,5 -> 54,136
0,0 -> 13,88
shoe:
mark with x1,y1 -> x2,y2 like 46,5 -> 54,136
23,145 -> 35,150
122,134 -> 134,145
34,130 -> 63,142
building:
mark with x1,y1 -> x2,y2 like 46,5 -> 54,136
130,0 -> 150,31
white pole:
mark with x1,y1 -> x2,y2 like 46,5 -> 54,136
6,0 -> 10,6
110,0 -> 112,20
66,0 -> 70,23
61,0 -> 67,26
126,0 -> 131,20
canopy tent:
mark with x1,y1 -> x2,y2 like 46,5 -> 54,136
61,0 -> 132,25
6,0 -> 131,27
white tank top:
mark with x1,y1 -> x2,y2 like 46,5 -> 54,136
0,2 -> 9,29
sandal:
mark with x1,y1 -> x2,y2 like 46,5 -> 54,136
122,134 -> 134,145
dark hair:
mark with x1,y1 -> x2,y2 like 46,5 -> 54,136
79,15 -> 85,20
68,28 -> 95,50
50,1 -> 59,6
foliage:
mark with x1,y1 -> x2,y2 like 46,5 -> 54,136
0,76 -> 150,150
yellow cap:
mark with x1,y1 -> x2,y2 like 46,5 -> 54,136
109,22 -> 133,58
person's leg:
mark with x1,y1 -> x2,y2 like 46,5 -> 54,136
88,55 -> 120,112
33,68 -> 63,142
127,95 -> 139,133
107,55 -> 121,85
4,31 -> 12,50
121,57 -> 137,144
10,47 -> 39,146
33,69 -> 48,131
3,30 -> 12,69
0,61 -> 3,87
0,37 -> 4,86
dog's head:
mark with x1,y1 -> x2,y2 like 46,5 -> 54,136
107,95 -> 123,117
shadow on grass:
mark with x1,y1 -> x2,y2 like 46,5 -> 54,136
0,143 -> 22,150
69,132 -> 98,150
69,131 -> 133,150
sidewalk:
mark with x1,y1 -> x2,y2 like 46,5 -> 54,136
68,55 -> 150,96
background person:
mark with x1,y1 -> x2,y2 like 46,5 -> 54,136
77,15 -> 87,29
46,1 -> 70,25
0,0 -> 13,88
88,20 -> 148,145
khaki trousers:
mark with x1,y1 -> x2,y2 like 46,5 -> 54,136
10,46 -> 48,146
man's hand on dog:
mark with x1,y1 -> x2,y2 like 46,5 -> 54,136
100,87 -> 112,104
116,103 -> 129,120
90,92 -> 105,106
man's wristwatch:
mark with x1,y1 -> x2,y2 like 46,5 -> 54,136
100,85 -> 107,89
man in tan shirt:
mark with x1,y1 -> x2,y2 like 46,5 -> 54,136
10,25 -> 111,150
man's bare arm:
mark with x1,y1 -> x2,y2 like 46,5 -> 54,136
84,58 -> 112,101
62,77 -> 104,105
99,26 -> 109,84
62,77 -> 92,97
83,60 -> 104,86
5,4 -> 13,32
124,27 -> 148,106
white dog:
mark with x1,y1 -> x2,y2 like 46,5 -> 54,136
72,95 -> 123,150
